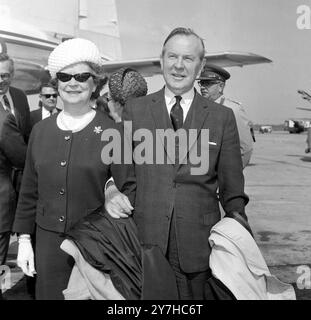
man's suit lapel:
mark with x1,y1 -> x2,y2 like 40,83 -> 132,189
148,89 -> 211,166
178,91 -> 210,166
30,109 -> 42,127
149,88 -> 176,164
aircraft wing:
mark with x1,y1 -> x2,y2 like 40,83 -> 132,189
13,60 -> 51,95
102,52 -> 272,77
204,51 -> 272,68
297,107 -> 311,112
12,51 -> 272,94
101,58 -> 162,77
1,35 -> 272,94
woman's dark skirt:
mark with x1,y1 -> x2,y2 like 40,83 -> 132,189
35,226 -> 74,300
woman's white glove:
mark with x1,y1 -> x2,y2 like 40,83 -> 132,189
17,235 -> 36,277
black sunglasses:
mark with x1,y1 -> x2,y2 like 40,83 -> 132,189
56,72 -> 95,83
42,94 -> 58,99
0,73 -> 11,80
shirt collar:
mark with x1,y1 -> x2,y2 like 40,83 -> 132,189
215,95 -> 225,104
0,90 -> 11,99
164,86 -> 195,106
42,106 -> 53,119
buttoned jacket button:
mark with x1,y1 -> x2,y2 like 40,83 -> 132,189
61,161 -> 67,167
65,136 -> 71,141
59,216 -> 65,222
59,188 -> 65,195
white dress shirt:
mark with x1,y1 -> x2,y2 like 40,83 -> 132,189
42,107 -> 53,120
164,87 -> 195,122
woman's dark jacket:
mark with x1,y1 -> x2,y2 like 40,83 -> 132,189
13,110 -> 130,235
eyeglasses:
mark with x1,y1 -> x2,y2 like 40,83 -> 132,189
42,94 -> 58,99
198,80 -> 222,88
56,72 -> 95,83
0,73 -> 11,81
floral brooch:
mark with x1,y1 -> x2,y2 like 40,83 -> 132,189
94,126 -> 103,134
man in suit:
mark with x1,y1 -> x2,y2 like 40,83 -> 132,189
0,53 -> 31,195
0,103 -> 27,298
197,64 -> 254,168
0,53 -> 30,272
0,53 -> 31,142
30,81 -> 60,130
105,27 -> 250,299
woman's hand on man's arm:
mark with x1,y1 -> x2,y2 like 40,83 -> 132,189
105,183 -> 133,219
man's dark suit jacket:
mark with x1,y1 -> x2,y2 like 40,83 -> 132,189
7,86 -> 31,197
0,108 -> 27,233
9,86 -> 31,142
30,108 -> 42,130
30,108 -> 61,130
123,88 -> 249,274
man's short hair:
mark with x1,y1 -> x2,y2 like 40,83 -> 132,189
161,27 -> 206,61
0,52 -> 14,74
39,80 -> 58,93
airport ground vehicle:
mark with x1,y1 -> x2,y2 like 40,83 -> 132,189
284,120 -> 305,134
259,125 -> 273,133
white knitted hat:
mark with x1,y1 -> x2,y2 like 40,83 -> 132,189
48,38 -> 103,78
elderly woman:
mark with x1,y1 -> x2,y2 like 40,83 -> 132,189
13,38 -> 128,300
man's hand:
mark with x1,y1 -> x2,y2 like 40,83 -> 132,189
105,184 -> 134,219
226,211 -> 254,237
17,236 -> 36,277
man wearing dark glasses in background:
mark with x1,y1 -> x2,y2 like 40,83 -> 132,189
30,81 -> 61,130
197,64 -> 254,168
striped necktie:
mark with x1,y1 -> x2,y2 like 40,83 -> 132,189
3,94 -> 12,113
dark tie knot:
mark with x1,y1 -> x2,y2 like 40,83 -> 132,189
175,95 -> 182,104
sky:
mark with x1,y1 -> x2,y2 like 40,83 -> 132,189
2,0 -> 311,124
116,0 -> 311,124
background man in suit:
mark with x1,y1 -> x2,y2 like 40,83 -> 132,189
0,104 -> 27,299
197,64 -> 254,168
30,81 -> 60,130
0,53 -> 30,279
0,53 -> 31,199
0,53 -> 31,142
105,27 -> 250,299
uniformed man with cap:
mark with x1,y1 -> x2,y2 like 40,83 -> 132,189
197,64 -> 254,168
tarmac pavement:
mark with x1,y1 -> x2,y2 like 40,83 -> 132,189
1,130 -> 311,300
244,130 -> 311,298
